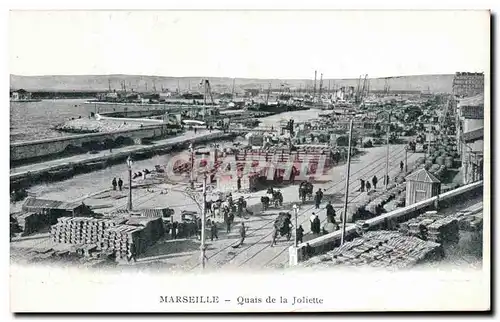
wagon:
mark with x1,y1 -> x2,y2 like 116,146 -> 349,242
271,212 -> 293,246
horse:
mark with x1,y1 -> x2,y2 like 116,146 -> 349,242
299,183 -> 313,203
272,190 -> 283,207
261,196 -> 270,210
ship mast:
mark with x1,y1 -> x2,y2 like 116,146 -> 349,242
313,70 -> 317,100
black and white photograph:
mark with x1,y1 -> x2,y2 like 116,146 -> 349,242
7,9 -> 491,313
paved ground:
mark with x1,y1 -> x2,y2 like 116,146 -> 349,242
11,143 -> 427,271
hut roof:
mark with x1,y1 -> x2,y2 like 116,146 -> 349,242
22,197 -> 83,211
405,168 -> 440,183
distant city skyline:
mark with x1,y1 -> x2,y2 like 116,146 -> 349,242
10,10 -> 489,79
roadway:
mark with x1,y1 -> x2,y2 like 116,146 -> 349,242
124,144 -> 425,271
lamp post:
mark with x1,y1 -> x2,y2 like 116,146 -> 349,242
293,204 -> 299,247
126,156 -> 133,211
200,172 -> 207,269
189,143 -> 195,189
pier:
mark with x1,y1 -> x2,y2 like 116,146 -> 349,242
10,130 -> 235,188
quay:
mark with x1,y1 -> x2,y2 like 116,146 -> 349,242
10,130 -> 235,188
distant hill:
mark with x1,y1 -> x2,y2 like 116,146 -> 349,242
10,74 -> 454,93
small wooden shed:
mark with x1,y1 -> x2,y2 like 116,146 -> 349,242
405,169 -> 441,206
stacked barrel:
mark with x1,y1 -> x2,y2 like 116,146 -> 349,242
302,230 -> 444,269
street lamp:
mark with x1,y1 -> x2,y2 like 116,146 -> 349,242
126,156 -> 133,211
189,143 -> 195,189
293,204 -> 299,247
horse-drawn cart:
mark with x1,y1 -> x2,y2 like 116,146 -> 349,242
271,212 -> 293,246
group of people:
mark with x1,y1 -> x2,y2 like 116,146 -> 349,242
358,160 -> 406,193
359,175 -> 379,192
111,177 -> 123,191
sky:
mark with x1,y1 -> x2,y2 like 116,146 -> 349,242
9,10 -> 490,79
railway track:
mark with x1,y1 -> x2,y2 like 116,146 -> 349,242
185,145 -> 412,270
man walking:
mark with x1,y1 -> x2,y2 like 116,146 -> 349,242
118,178 -> 123,191
365,180 -> 371,192
239,222 -> 246,244
360,179 -> 365,192
400,161 -> 404,172
326,201 -> 336,223
310,212 -> 316,233
315,188 -> 323,209
372,175 -> 378,190
296,225 -> 304,244
210,221 -> 219,241
112,178 -> 117,191
313,214 -> 321,234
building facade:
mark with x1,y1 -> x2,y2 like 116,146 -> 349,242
455,94 -> 484,184
452,72 -> 484,98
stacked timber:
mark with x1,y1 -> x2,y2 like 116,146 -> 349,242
302,230 -> 443,269
50,217 -> 127,244
399,211 -> 459,244
100,225 -> 143,260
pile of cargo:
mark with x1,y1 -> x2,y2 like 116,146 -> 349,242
50,217 -> 128,244
346,183 -> 406,222
50,216 -> 165,259
398,211 -> 459,244
427,164 -> 447,181
11,212 -> 47,236
302,230 -> 444,269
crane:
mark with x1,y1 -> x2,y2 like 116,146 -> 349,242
360,74 -> 368,102
265,83 -> 271,105
201,79 -> 215,105
313,70 -> 317,100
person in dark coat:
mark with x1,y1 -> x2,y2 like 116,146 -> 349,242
310,212 -> 316,233
315,189 -> 323,209
313,215 -> 321,234
171,221 -> 178,239
118,178 -> 123,191
296,225 -> 304,244
400,161 -> 404,172
366,181 -> 371,191
237,177 -> 241,191
372,175 -> 378,190
194,127 -> 197,134
360,179 -> 365,192
326,201 -> 336,223
112,178 -> 117,190
210,222 -> 219,241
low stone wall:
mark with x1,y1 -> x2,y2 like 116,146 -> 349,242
288,180 -> 484,265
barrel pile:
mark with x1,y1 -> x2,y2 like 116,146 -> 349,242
399,211 -> 460,244
347,183 -> 406,221
303,230 -> 443,269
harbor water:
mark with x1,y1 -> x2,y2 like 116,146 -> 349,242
10,99 -> 94,142
10,98 -> 323,143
